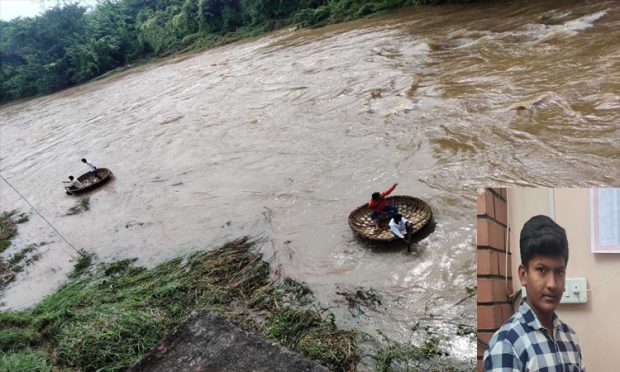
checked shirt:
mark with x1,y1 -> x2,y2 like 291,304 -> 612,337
484,299 -> 585,371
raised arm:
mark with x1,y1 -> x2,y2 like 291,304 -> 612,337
381,183 -> 398,197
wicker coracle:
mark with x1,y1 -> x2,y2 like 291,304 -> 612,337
348,195 -> 433,242
65,168 -> 113,196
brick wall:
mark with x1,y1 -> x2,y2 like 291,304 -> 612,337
477,188 -> 512,372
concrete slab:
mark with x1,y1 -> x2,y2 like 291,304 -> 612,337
130,310 -> 329,372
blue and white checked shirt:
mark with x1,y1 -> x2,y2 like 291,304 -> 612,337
483,299 -> 585,371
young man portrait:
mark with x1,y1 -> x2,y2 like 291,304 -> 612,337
483,215 -> 585,371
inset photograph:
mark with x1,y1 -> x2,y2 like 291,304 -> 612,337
477,188 -> 620,371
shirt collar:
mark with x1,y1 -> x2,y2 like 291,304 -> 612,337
519,297 -> 560,331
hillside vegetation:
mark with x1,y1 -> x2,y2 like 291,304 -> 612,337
0,0 -> 471,102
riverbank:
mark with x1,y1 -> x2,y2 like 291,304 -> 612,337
0,210 -> 470,371
0,234 -> 357,370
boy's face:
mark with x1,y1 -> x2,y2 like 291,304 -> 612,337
519,255 -> 566,321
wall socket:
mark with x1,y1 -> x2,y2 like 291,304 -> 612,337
561,277 -> 588,304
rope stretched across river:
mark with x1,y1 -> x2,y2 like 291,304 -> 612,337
0,173 -> 84,257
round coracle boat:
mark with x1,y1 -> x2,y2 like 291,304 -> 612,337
348,195 -> 433,242
65,168 -> 113,196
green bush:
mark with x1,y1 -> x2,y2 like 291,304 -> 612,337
294,6 -> 331,27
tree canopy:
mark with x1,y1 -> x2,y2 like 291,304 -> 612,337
0,0 -> 453,102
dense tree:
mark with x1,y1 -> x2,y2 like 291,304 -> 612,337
1,4 -> 90,98
0,0 -> 469,102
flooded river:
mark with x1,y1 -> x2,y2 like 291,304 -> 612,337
1,0 -> 619,367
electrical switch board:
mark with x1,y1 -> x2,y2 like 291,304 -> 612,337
561,277 -> 588,304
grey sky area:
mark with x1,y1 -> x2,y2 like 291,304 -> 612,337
0,0 -> 98,21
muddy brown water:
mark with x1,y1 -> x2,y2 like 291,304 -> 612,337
1,0 -> 619,367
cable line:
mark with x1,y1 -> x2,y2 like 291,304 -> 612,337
0,173 -> 85,257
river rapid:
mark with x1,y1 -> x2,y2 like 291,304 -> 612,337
1,0 -> 619,368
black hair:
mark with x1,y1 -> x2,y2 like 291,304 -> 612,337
393,213 -> 402,222
68,176 -> 74,180
520,215 -> 568,268
81,158 -> 86,162
371,192 -> 380,201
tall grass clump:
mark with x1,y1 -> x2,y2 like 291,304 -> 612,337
55,305 -> 165,370
0,350 -> 52,372
67,250 -> 94,279
0,211 -> 19,253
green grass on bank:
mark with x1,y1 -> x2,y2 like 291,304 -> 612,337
0,350 -> 52,372
0,238 -> 358,371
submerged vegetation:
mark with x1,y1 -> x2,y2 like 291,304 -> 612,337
0,0 -> 472,103
375,337 -> 443,371
1,210 -> 31,288
66,197 -> 91,215
373,327 -> 457,371
7,243 -> 45,273
337,286 -> 382,315
0,211 -> 20,253
0,237 -> 358,371
67,250 -> 94,279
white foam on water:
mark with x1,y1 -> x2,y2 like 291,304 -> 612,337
562,10 -> 607,31
490,10 -> 609,46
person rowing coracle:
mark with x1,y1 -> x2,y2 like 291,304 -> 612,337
389,213 -> 416,252
348,190 -> 433,247
81,158 -> 101,180
368,182 -> 399,231
62,175 -> 82,191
